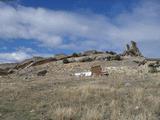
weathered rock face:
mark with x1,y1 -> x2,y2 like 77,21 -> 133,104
137,60 -> 147,66
123,41 -> 143,57
14,57 -> 44,70
14,57 -> 57,70
31,57 -> 57,66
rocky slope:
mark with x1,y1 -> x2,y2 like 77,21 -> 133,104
0,41 -> 160,120
0,41 -> 159,78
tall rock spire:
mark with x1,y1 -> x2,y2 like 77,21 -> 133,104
123,41 -> 143,57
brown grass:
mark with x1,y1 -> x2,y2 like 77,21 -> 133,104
0,73 -> 160,120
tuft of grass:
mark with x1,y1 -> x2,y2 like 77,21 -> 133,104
0,73 -> 160,120
53,107 -> 77,120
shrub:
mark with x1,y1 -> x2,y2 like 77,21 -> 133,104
72,53 -> 79,57
106,51 -> 117,55
148,66 -> 157,73
63,58 -> 69,64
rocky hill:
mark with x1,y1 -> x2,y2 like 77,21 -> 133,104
0,41 -> 160,120
0,41 -> 159,77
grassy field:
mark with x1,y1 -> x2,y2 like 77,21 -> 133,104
0,73 -> 160,120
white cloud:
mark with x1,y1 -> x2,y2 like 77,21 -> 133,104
0,0 -> 160,58
0,47 -> 52,63
0,51 -> 30,63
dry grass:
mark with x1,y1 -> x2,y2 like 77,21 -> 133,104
53,107 -> 77,119
0,73 -> 160,120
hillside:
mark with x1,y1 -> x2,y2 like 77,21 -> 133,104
0,41 -> 160,120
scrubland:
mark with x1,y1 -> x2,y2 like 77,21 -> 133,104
0,72 -> 160,120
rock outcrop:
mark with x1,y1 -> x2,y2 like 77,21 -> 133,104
0,41 -> 146,76
82,50 -> 103,56
123,41 -> 143,57
65,56 -> 96,63
31,57 -> 57,66
14,57 -> 44,70
14,57 -> 57,70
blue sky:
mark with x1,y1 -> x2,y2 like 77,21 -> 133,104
0,0 -> 160,63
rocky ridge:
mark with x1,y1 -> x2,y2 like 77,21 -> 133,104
0,41 -> 159,76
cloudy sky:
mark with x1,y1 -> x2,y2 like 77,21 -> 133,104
0,0 -> 160,63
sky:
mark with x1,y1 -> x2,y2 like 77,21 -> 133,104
0,0 -> 160,63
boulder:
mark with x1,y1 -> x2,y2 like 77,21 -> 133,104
37,70 -> 47,76
81,57 -> 94,62
66,58 -> 76,63
110,55 -> 121,61
63,58 -> 70,64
